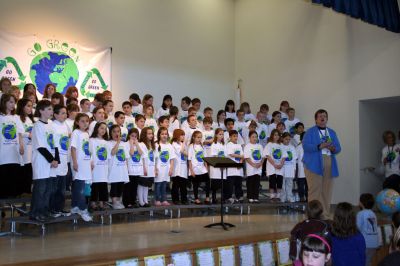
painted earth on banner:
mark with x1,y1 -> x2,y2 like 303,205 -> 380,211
0,31 -> 111,100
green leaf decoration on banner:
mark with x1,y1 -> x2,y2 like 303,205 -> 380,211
91,68 -> 108,90
5,57 -> 26,81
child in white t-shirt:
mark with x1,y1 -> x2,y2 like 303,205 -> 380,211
235,109 -> 247,139
50,105 -> 71,217
225,130 -> 244,203
155,94 -> 172,119
209,128 -> 227,204
108,125 -> 130,209
225,100 -> 237,121
88,107 -> 105,136
281,133 -> 297,203
179,96 -> 191,124
30,100 -> 56,222
123,128 -> 143,208
188,130 -> 210,204
122,101 -> 136,131
381,131 -> 400,178
154,127 -> 176,206
103,100 -> 115,129
171,129 -> 189,204
137,127 -> 156,207
284,108 -> 300,137
240,102 -> 255,122
114,111 -> 128,141
244,130 -> 264,203
296,132 -> 307,202
202,117 -> 214,157
215,110 -> 227,131
129,93 -> 143,117
264,129 -> 287,201
89,122 -> 109,211
70,113 -> 92,222
143,104 -> 158,133
224,118 -> 244,145
169,106 -> 180,134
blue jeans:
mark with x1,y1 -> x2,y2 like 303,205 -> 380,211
71,180 -> 87,210
30,178 -> 53,217
50,175 -> 67,212
155,181 -> 167,202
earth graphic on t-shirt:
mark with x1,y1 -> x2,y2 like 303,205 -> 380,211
195,150 -> 204,162
2,124 -> 16,140
59,135 -> 70,151
217,150 -> 225,158
126,123 -> 134,131
47,133 -> 55,149
121,133 -> 127,142
180,153 -> 186,161
205,136 -> 213,147
252,149 -> 261,161
234,150 -> 241,162
259,130 -> 266,140
387,152 -> 396,163
96,147 -> 108,161
286,151 -> 293,161
273,149 -> 282,160
24,125 -> 33,133
289,126 -> 296,136
148,150 -> 155,162
29,51 -> 79,94
82,140 -> 90,156
160,150 -> 170,163
107,121 -> 114,129
131,150 -> 141,163
116,148 -> 126,162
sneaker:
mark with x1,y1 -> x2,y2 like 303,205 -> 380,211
248,199 -> 254,203
113,202 -> 124,210
155,201 -> 162,206
161,201 -> 170,206
50,211 -> 62,218
59,210 -> 71,217
70,207 -> 80,214
79,209 -> 93,222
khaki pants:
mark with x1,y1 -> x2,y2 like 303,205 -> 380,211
305,155 -> 334,216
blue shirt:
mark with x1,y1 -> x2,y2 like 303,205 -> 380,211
331,232 -> 366,266
357,209 -> 379,248
302,126 -> 341,177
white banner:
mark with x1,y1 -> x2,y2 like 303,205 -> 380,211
0,31 -> 111,100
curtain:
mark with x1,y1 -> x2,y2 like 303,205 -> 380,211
312,0 -> 400,33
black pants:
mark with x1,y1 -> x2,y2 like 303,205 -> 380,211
171,176 -> 188,203
192,173 -> 210,200
65,163 -> 73,191
210,179 -> 230,202
123,175 -> 139,206
246,174 -> 260,200
297,178 -> 308,201
19,163 -> 32,194
91,182 -> 109,202
227,175 -> 243,199
383,174 -> 400,194
269,174 -> 283,190
110,182 -> 124,198
0,163 -> 21,198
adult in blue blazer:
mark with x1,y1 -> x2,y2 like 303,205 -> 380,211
303,109 -> 341,216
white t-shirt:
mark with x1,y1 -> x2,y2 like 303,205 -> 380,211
155,142 -> 176,182
282,144 -> 297,178
285,118 -> 300,136
51,120 -> 70,176
318,128 -> 332,156
235,121 -> 247,138
264,142 -> 287,176
257,123 -> 269,147
268,122 -> 278,133
128,143 -> 144,176
188,144 -> 207,175
120,126 -> 128,142
169,118 -> 180,134
179,109 -> 188,124
172,142 -> 188,178
155,108 -> 170,119
124,115 -> 135,131
185,126 -> 201,145
139,142 -> 155,178
31,120 -> 55,180
226,112 -> 237,121
19,116 -> 34,165
196,111 -> 204,122
144,117 -> 158,133
90,138 -> 109,183
107,140 -> 129,183
382,145 -> 400,177
244,143 -> 263,176
291,134 -> 301,147
202,129 -> 214,156
132,104 -> 143,117
244,113 -> 256,122
70,129 -> 92,181
105,115 -> 115,129
226,142 -> 244,177
296,144 -> 305,178
0,114 -> 23,165
280,111 -> 288,122
209,142 -> 227,179
215,122 -> 226,131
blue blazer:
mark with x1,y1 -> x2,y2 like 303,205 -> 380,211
302,125 -> 341,177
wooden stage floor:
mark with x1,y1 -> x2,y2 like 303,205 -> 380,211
0,210 -> 305,265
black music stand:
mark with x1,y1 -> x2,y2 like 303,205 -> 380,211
203,157 -> 243,231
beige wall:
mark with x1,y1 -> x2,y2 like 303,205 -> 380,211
0,0 -> 235,110
235,0 -> 400,204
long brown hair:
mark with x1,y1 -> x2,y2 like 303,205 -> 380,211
157,127 -> 169,151
65,86 -> 78,99
139,126 -> 155,151
331,202 -> 358,238
43,83 -> 56,98
73,113 -> 90,131
0,93 -> 16,115
189,130 -> 203,146
213,128 -> 224,144
16,98 -> 34,123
